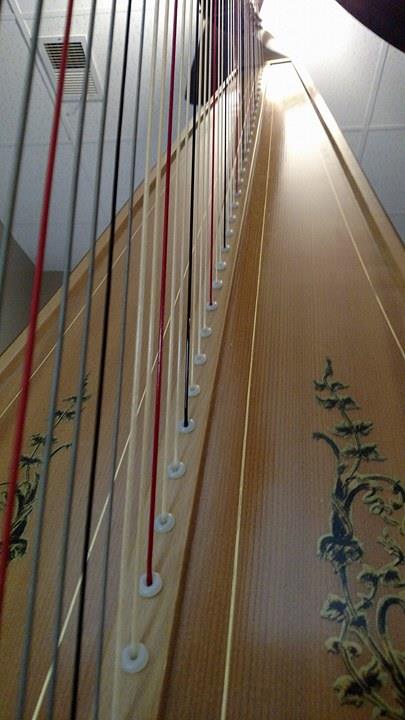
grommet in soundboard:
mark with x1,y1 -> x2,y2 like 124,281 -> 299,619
121,643 -> 149,673
178,417 -> 196,433
139,572 -> 162,598
200,326 -> 212,338
168,460 -> 186,479
155,513 -> 175,534
194,352 -> 207,366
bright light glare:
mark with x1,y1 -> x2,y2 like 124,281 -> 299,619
261,0 -> 355,65
265,66 -> 321,154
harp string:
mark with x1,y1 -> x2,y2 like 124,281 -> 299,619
0,0 -> 46,315
195,9 -> 209,363
146,0 -> 180,580
27,0 -> 127,711
0,0 -> 76,634
69,0 -> 139,712
160,0 -> 190,521
17,0 -> 106,711
0,1 -> 263,715
112,0 -> 163,699
215,0 -> 222,281
182,0 -> 202,427
209,0 -> 218,307
92,0 -> 149,716
171,0 -> 195,474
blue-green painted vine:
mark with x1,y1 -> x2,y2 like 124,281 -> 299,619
0,377 -> 90,563
314,359 -> 405,719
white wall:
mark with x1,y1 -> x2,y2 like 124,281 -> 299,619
0,0 -> 195,270
261,0 -> 405,243
0,223 -> 62,351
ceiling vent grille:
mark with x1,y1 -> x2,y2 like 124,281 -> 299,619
40,36 -> 102,101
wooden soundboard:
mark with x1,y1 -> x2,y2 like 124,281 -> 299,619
161,61 -> 405,720
1,60 -> 404,719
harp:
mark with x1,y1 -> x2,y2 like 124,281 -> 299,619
0,0 -> 404,719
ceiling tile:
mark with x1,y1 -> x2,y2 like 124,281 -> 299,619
12,220 -> 94,270
0,19 -> 70,145
37,5 -> 189,145
342,129 -> 362,158
0,4 -> 15,19
371,45 -> 405,127
0,142 -> 98,265
362,129 -> 405,214
17,0 -> 129,15
390,213 -> 405,244
304,29 -> 383,127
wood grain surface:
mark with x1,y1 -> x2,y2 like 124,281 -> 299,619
0,121 -> 196,719
161,61 -> 405,720
0,77 -> 260,718
1,60 -> 404,719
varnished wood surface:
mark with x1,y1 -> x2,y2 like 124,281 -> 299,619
162,62 -> 405,720
1,60 -> 404,719
295,61 -> 405,297
97,87 -> 263,720
0,78 -> 258,718
0,119 -> 192,718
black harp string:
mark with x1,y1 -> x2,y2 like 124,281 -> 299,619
223,0 -> 228,249
13,0 -> 103,713
92,0 -> 148,716
0,0 -> 47,316
34,0 -> 121,714
183,0 -> 201,426
69,0 -> 135,714
239,0 -> 246,160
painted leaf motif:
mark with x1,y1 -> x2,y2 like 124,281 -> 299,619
330,381 -> 349,392
334,421 -> 356,437
314,359 -> 405,718
333,675 -> 364,707
317,396 -> 339,410
30,433 -> 46,447
20,455 -> 41,467
338,396 -> 359,411
359,660 -> 386,691
9,538 -> 27,560
0,490 -> 7,513
358,565 -> 379,587
342,444 -> 384,462
323,358 -> 333,380
334,420 -> 374,437
318,531 -> 363,569
343,641 -> 363,658
325,637 -> 341,654
332,506 -> 352,540
327,637 -> 362,658
350,613 -> 368,631
363,488 -> 382,505
11,516 -> 29,541
378,531 -> 404,563
0,380 -> 90,565
321,594 -> 347,623
381,567 -> 402,586
372,708 -> 388,719
18,478 -> 38,505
